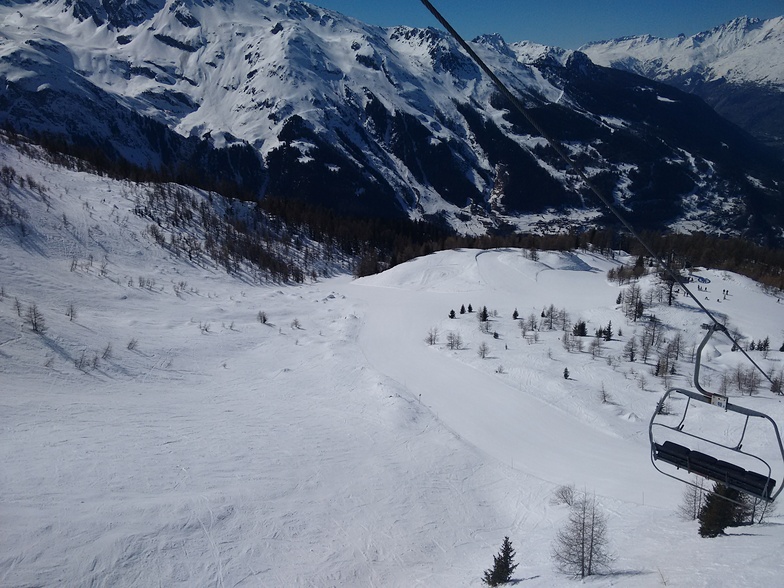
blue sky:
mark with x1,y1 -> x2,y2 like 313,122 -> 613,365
310,1 -> 783,48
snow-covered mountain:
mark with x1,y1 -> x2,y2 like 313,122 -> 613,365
3,132 -> 784,587
1,1 -> 783,241
582,17 -> 784,154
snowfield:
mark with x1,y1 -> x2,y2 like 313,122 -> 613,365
2,140 -> 784,586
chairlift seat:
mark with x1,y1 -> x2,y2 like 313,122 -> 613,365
743,471 -> 776,499
654,441 -> 777,500
689,451 -> 720,479
655,442 -> 690,469
716,460 -> 747,486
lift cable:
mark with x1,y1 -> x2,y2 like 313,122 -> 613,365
419,0 -> 775,391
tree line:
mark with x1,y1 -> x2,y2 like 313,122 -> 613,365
5,129 -> 784,289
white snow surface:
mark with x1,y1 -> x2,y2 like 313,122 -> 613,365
0,0 -> 562,155
582,16 -> 784,87
2,140 -> 784,586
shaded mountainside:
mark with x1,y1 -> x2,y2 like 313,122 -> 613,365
1,1 -> 782,242
582,17 -> 784,156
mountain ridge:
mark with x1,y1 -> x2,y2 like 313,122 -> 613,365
1,0 -> 782,242
581,16 -> 784,153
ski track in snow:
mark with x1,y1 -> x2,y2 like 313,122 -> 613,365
2,141 -> 784,586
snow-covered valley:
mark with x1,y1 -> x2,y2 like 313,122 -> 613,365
2,140 -> 784,586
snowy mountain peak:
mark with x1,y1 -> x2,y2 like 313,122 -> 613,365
581,15 -> 784,154
53,0 -> 168,27
1,2 -> 783,240
472,32 -> 515,58
582,15 -> 784,85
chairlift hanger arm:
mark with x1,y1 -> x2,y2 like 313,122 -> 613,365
666,387 -> 773,421
694,324 -> 726,399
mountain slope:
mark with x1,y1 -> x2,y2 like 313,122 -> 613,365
3,135 -> 784,586
582,16 -> 784,154
1,1 -> 783,241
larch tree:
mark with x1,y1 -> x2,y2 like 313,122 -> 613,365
552,494 -> 613,578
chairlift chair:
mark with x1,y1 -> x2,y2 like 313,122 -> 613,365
649,325 -> 784,503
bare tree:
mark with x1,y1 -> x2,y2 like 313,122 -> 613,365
735,365 -> 762,395
598,383 -> 612,404
75,349 -> 88,371
478,341 -> 490,359
526,313 -> 537,332
623,336 -> 637,362
425,327 -> 439,346
687,342 -> 697,363
552,494 -> 613,578
623,283 -> 642,320
670,332 -> 683,361
446,331 -> 463,350
26,303 -> 46,333
771,369 -> 783,395
551,484 -> 576,507
66,303 -> 77,322
542,304 -> 557,330
719,372 -> 732,395
588,336 -> 602,358
560,309 -> 571,332
749,495 -> 777,524
678,477 -> 707,521
640,332 -> 653,364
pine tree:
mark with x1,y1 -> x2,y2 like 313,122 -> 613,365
449,309 -> 456,319
698,483 -> 742,537
604,321 -> 613,341
482,536 -> 518,586
460,304 -> 466,314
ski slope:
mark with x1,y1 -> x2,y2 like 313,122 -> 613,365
348,250 -> 678,508
2,140 -> 784,586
